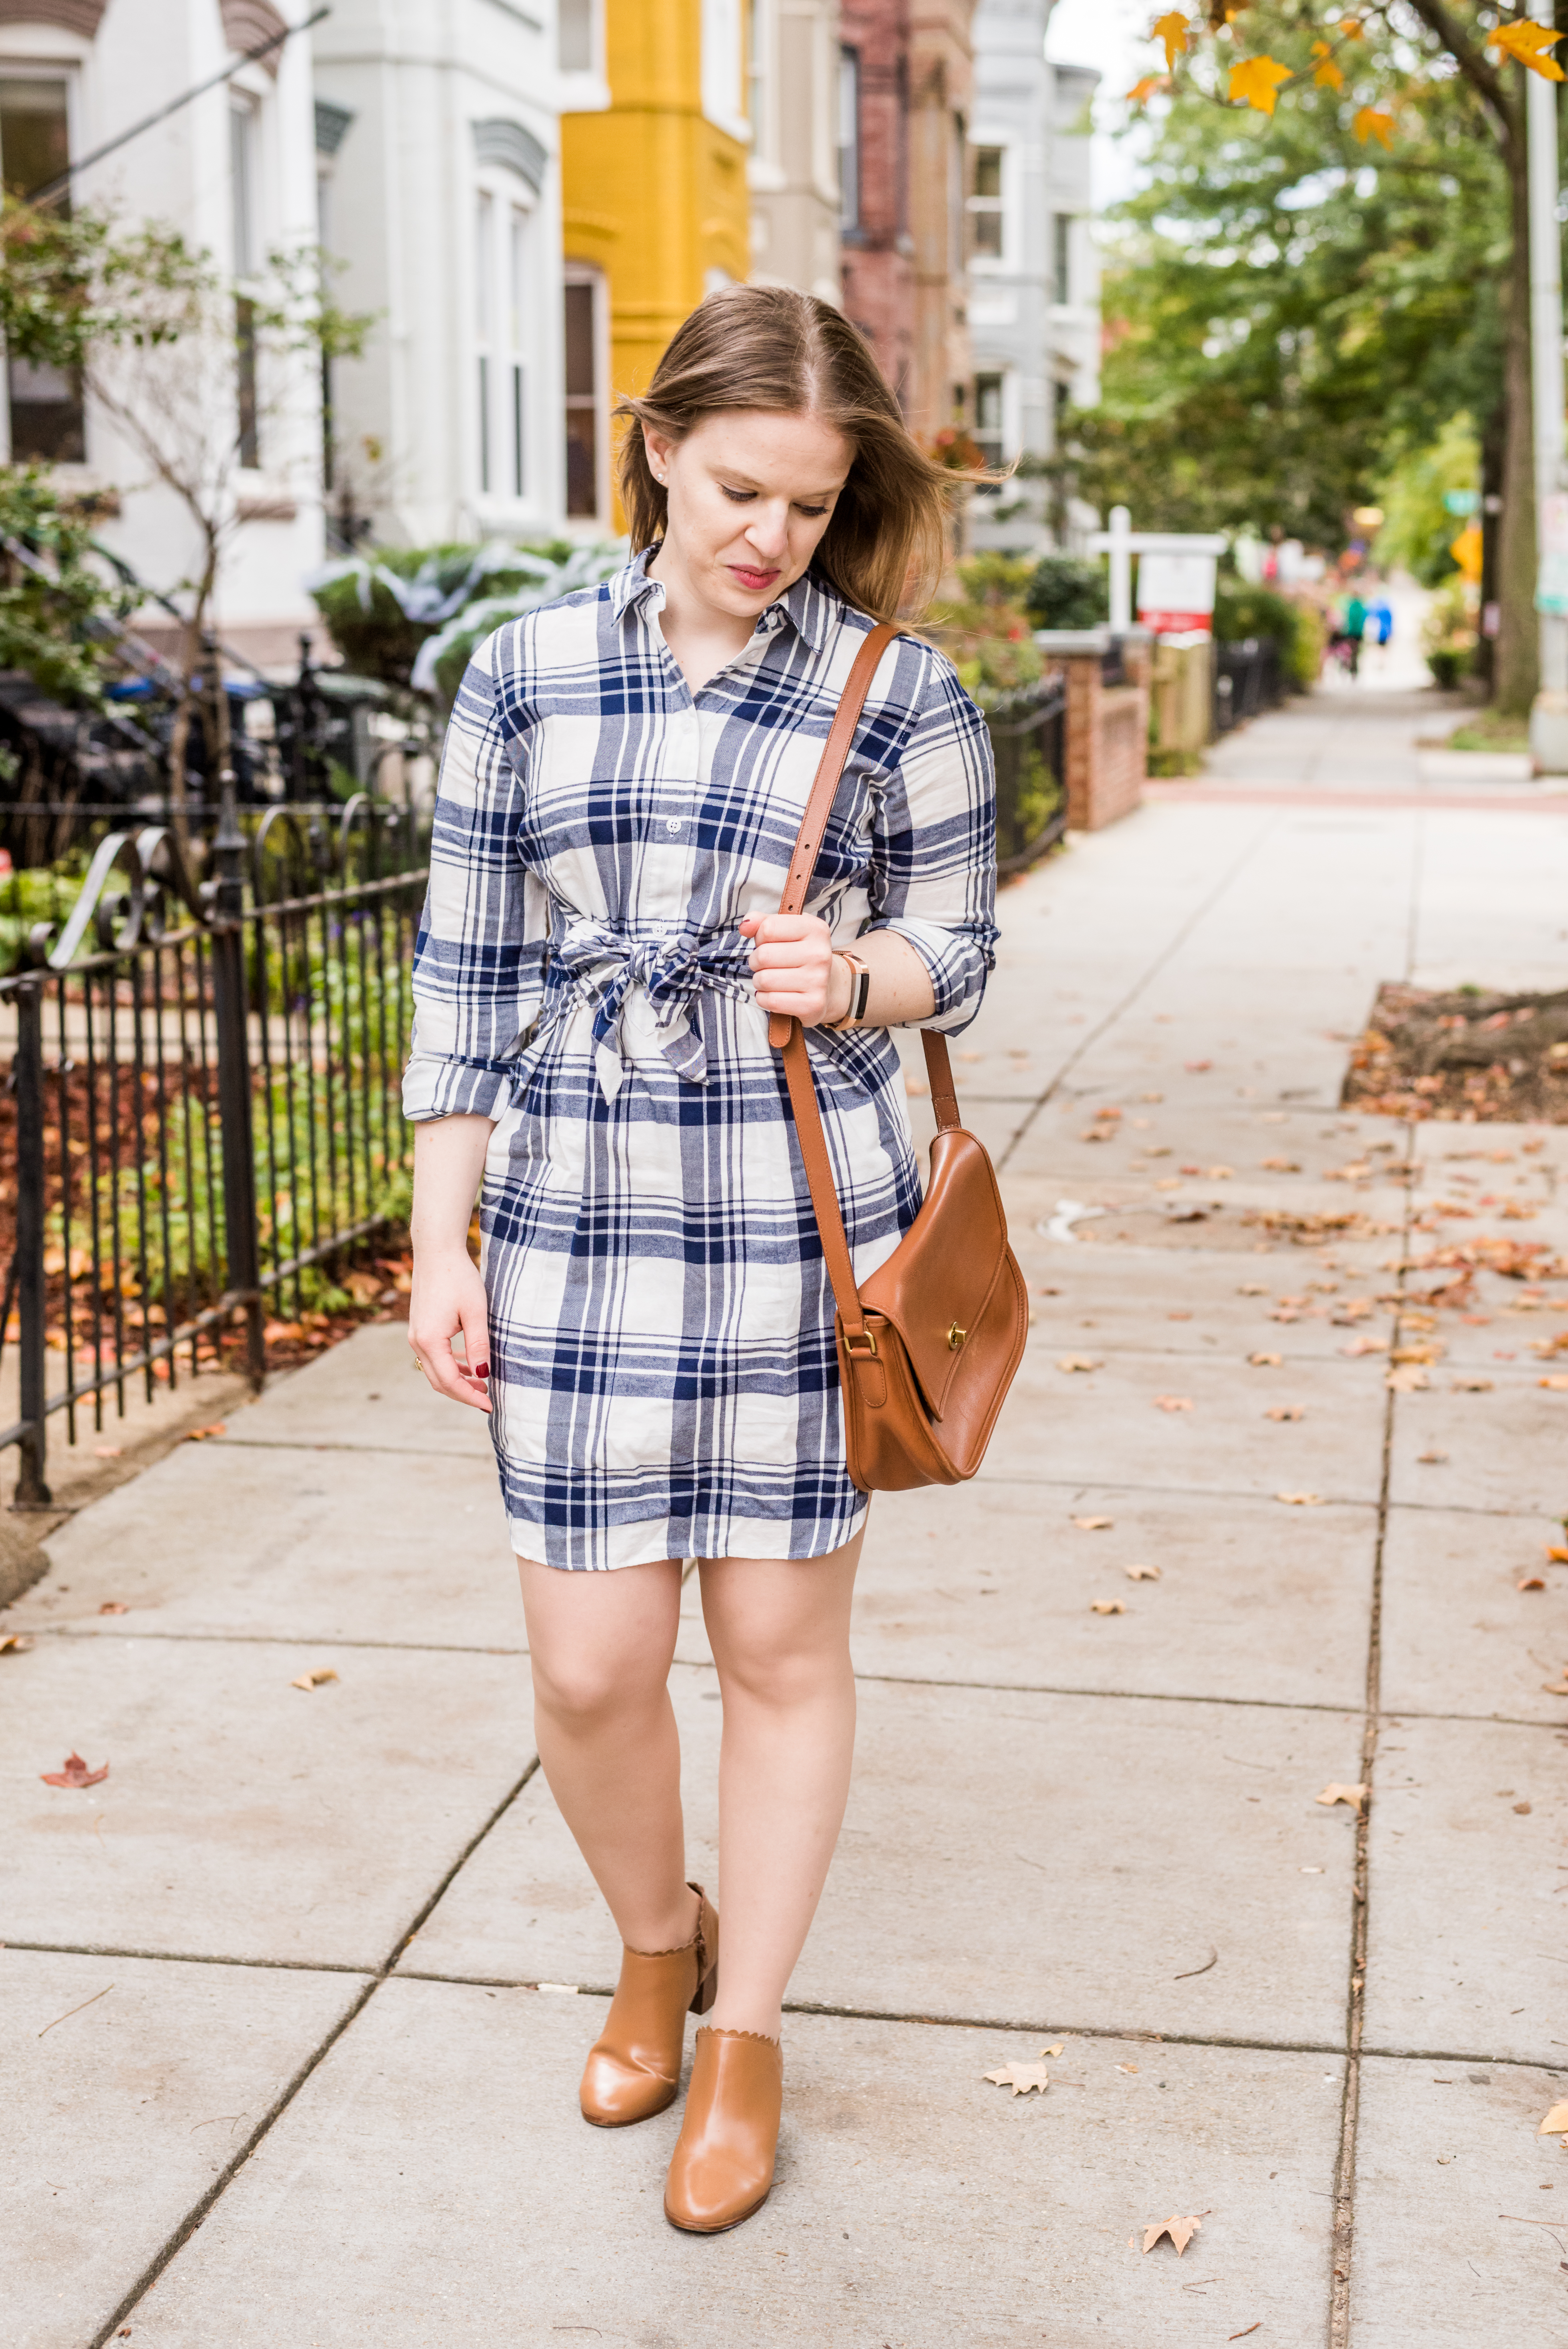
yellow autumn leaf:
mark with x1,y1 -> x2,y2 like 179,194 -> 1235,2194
1151,9 -> 1190,68
1490,18 -> 1565,78
1312,42 -> 1344,88
1229,52 -> 1293,111
1127,72 -> 1171,103
1537,2099 -> 1568,2135
1354,106 -> 1394,147
1338,14 -> 1364,35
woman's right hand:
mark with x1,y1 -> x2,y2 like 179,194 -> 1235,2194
408,1247 -> 492,1412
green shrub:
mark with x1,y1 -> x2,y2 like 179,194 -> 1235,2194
1023,554 -> 1107,632
308,540 -> 623,700
1212,578 -> 1320,690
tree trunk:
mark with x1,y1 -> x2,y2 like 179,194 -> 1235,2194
1494,138 -> 1538,717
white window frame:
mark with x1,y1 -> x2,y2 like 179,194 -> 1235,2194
473,167 -> 541,519
0,58 -> 84,468
556,0 -> 609,108
562,260 -> 609,528
967,135 -> 1014,275
701,0 -> 750,143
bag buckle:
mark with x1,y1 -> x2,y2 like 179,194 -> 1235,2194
946,1321 -> 968,1351
844,1325 -> 879,1359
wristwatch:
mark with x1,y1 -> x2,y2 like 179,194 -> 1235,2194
824,950 -> 872,1031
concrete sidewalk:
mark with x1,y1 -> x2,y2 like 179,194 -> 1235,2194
6,705 -> 1568,2347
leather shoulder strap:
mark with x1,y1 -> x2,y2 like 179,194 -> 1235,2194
768,618 -> 968,1335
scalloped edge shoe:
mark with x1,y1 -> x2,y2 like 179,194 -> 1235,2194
578,1883 -> 719,2127
663,2026 -> 783,2232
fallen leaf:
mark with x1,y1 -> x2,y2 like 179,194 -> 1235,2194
1517,1577 -> 1546,1592
41,1751 -> 110,1789
983,2062 -> 1051,2096
1514,1801 -> 1532,1814
0,1631 -> 36,1654
1153,1395 -> 1193,1412
1043,2041 -> 1065,2057
1341,1335 -> 1388,1356
1117,2062 -> 1139,2075
1417,1448 -> 1448,1463
1452,1376 -> 1494,1393
98,1601 -> 128,1615
1072,1514 -> 1114,1531
1090,1599 -> 1128,1615
1238,1282 -> 1269,1295
1542,1675 -> 1568,1696
1208,1165 -> 1234,1179
1125,1563 -> 1162,1581
1249,1351 -> 1283,1367
1540,1375 -> 1568,1391
1385,1364 -> 1429,1392
1154,1177 -> 1183,1191
1546,1545 -> 1568,1564
1142,2212 -> 1204,2255
1316,1783 -> 1367,1812
1260,1156 -> 1300,1172
289,1667 -> 340,1692
1538,2101 -> 1568,2135
1276,1491 -> 1324,1506
185,1423 -> 227,1442
1184,1057 -> 1213,1072
93,1445 -> 124,1459
1265,1404 -> 1304,1421
1058,1354 -> 1103,1373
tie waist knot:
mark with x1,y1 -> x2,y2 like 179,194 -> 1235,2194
541,919 -> 752,1099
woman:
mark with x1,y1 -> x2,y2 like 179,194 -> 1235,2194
405,284 -> 996,2234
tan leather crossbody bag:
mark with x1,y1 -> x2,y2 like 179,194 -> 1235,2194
768,621 -> 1029,1494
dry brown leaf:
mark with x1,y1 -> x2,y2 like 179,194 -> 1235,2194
1090,1599 -> 1128,1615
1250,1351 -> 1283,1367
41,1751 -> 109,1789
983,2062 -> 1051,2097
1125,1564 -> 1162,1581
1517,1577 -> 1546,1592
98,1601 -> 128,1616
1265,1404 -> 1305,1421
1072,1514 -> 1114,1531
1452,1375 -> 1494,1392
1514,1801 -> 1533,1814
1546,1545 -> 1568,1564
1417,1448 -> 1448,1463
1117,2062 -> 1139,2075
185,1423 -> 227,1443
1276,1491 -> 1324,1506
1538,2101 -> 1568,2135
1142,2213 -> 1203,2256
1043,2042 -> 1065,2056
1260,1156 -> 1300,1172
0,1631 -> 36,1654
1391,1343 -> 1443,1364
1238,1282 -> 1269,1295
289,1667 -> 340,1693
1385,1364 -> 1429,1392
1208,1165 -> 1234,1179
1540,1374 -> 1568,1391
1058,1354 -> 1103,1373
1341,1335 -> 1388,1356
1154,1395 -> 1193,1412
1316,1783 -> 1367,1812
93,1444 -> 124,1459
1542,1676 -> 1568,1697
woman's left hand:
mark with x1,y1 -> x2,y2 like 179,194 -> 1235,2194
740,913 -> 848,1026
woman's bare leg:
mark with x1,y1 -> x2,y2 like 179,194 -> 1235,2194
698,1530 -> 862,2037
516,1554 -> 697,1954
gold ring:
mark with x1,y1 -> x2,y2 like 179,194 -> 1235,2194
412,1356 -> 423,1371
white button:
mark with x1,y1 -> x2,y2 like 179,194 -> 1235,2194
665,819 -> 681,832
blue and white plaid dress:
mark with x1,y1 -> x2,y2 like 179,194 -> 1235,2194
404,553 -> 998,1570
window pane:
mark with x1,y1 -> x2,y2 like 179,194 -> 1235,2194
236,295 -> 260,467
475,193 -> 493,339
975,374 -> 1003,432
512,362 -> 524,498
478,353 -> 491,492
558,0 -> 594,70
973,146 -> 1002,201
8,356 -> 84,462
509,209 -> 526,354
564,281 -> 595,399
0,77 -> 69,200
230,103 -> 256,276
565,406 -> 596,518
971,208 -> 1002,260
838,48 -> 859,232
1053,214 -> 1071,305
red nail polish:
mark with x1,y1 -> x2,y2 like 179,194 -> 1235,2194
475,1363 -> 490,1379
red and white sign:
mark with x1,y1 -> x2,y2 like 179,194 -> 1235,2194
1136,550 -> 1217,638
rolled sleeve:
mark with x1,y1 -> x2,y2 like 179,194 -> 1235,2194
402,627 -> 544,1124
865,644 -> 998,1033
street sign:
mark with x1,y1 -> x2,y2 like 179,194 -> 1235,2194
1087,506 -> 1228,632
1136,548 -> 1217,637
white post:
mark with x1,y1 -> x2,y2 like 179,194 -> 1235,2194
1107,504 -> 1132,633
1528,2 -> 1568,768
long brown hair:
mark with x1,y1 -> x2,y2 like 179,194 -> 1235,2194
614,285 -> 958,622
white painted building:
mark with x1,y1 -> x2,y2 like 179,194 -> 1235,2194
312,0 -> 570,553
0,0 -> 326,664
966,0 -> 1100,556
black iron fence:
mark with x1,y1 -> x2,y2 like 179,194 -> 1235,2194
0,793 -> 426,1507
986,674 -> 1068,875
1212,636 -> 1285,735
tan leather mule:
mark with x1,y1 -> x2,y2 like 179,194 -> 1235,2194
663,2026 -> 783,2232
578,1882 -> 718,2127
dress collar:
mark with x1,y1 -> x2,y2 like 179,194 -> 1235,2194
609,547 -> 840,656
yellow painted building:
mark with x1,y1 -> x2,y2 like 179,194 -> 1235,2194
561,0 -> 751,530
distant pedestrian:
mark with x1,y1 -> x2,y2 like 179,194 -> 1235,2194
1370,593 -> 1393,646
1343,590 -> 1368,679
404,285 -> 996,2236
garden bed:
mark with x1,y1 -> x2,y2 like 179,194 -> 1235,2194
1343,982 -> 1568,1122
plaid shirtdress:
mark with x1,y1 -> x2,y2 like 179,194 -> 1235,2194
403,553 -> 998,1570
